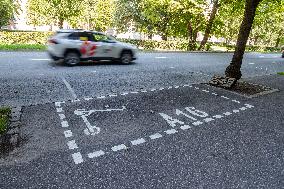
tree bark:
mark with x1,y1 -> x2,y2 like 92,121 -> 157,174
225,0 -> 262,80
187,22 -> 198,51
198,0 -> 219,51
58,19 -> 64,29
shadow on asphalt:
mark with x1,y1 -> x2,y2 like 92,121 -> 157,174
49,60 -> 136,68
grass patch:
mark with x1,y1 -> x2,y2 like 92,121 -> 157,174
277,72 -> 284,75
0,107 -> 11,135
0,44 -> 46,51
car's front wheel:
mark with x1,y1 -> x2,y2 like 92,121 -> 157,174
64,52 -> 80,66
120,51 -> 133,64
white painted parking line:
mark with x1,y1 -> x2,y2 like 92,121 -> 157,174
165,129 -> 178,135
67,140 -> 78,150
130,91 -> 139,94
121,92 -> 129,96
30,58 -> 51,61
159,87 -> 164,90
149,133 -> 163,140
109,94 -> 118,97
84,97 -> 93,101
232,100 -> 240,103
72,152 -> 83,164
97,96 -> 106,99
64,130 -> 73,138
249,62 -> 255,65
183,84 -> 190,87
155,57 -> 167,59
223,112 -> 232,116
192,121 -> 203,126
245,104 -> 254,108
55,102 -> 62,107
168,86 -> 173,89
59,114 -> 66,120
131,138 -> 146,146
233,110 -> 240,113
141,90 -> 147,93
212,93 -> 218,96
202,90 -> 209,93
240,107 -> 247,111
221,96 -> 230,100
88,150 -> 105,158
111,144 -> 127,152
175,86 -> 179,89
150,89 -> 156,91
204,118 -> 214,122
180,125 -> 191,130
195,87 -> 200,90
213,115 -> 223,119
71,99 -> 80,103
61,121 -> 69,128
56,108 -> 63,113
62,77 -> 78,100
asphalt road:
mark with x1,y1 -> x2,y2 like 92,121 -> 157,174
0,51 -> 283,188
0,51 -> 283,107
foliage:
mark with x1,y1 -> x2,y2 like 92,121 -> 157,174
0,0 -> 18,28
0,31 -> 53,44
0,107 -> 10,135
0,44 -> 46,51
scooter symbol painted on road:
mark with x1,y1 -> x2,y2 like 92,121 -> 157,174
74,106 -> 126,136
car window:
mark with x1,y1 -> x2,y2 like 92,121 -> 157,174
93,33 -> 109,42
68,32 -> 93,41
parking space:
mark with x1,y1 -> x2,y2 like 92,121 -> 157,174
54,84 -> 255,164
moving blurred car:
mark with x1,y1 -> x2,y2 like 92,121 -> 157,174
47,29 -> 138,66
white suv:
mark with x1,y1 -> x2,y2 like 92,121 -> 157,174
47,30 -> 138,66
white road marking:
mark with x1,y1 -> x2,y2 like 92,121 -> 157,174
195,87 -> 200,90
183,84 -> 190,87
64,130 -> 73,138
221,96 -> 230,99
223,112 -> 232,116
55,102 -> 62,107
240,107 -> 247,111
61,121 -> 69,128
111,144 -> 127,152
59,114 -> 66,120
245,104 -> 254,108
259,55 -> 264,58
233,110 -> 240,113
30,58 -> 51,61
150,89 -> 156,91
141,90 -> 147,93
121,92 -> 129,95
71,99 -> 80,102
165,129 -> 178,135
62,77 -> 77,100
213,115 -> 223,119
168,86 -> 173,89
232,100 -> 240,103
56,108 -> 63,113
67,140 -> 78,150
131,138 -> 146,146
192,121 -> 203,126
249,62 -> 255,65
97,96 -> 106,99
175,86 -> 179,89
204,118 -> 214,122
211,93 -> 218,96
149,133 -> 163,140
180,125 -> 191,130
72,152 -> 83,164
84,97 -> 93,101
159,87 -> 164,90
202,90 -> 209,93
130,91 -> 139,94
155,57 -> 167,59
88,150 -> 105,158
170,67 -> 175,69
109,94 -> 118,97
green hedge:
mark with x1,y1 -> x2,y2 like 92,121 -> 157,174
0,31 -> 280,52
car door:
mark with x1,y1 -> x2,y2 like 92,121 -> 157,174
92,33 -> 114,59
77,32 -> 99,59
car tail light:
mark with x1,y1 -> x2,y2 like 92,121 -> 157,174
48,39 -> 58,44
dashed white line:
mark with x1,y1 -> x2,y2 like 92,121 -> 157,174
195,87 -> 200,90
233,110 -> 240,113
204,118 -> 214,122
84,97 -> 93,101
64,130 -> 73,138
168,86 -> 173,89
150,89 -> 156,91
88,150 -> 105,158
141,90 -> 147,93
72,152 -> 83,164
232,100 -> 240,103
202,90 -> 209,93
59,114 -> 66,120
111,144 -> 127,152
223,112 -> 232,116
55,102 -> 62,107
159,88 -> 164,90
192,121 -> 203,126
245,104 -> 254,108
149,133 -> 163,140
56,108 -> 63,113
61,121 -> 69,128
165,129 -> 178,135
109,94 -> 118,97
211,93 -> 218,96
67,140 -> 78,150
240,107 -> 247,111
121,92 -> 129,96
97,96 -> 106,99
213,115 -> 223,119
221,96 -> 230,100
175,86 -> 179,89
180,125 -> 191,130
131,138 -> 146,146
62,77 -> 78,100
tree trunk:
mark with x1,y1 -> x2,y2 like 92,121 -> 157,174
161,34 -> 167,41
275,30 -> 282,47
198,0 -> 219,50
187,22 -> 198,51
58,19 -> 64,29
225,0 -> 262,80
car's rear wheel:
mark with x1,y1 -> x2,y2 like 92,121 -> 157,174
64,52 -> 80,66
120,51 -> 133,64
